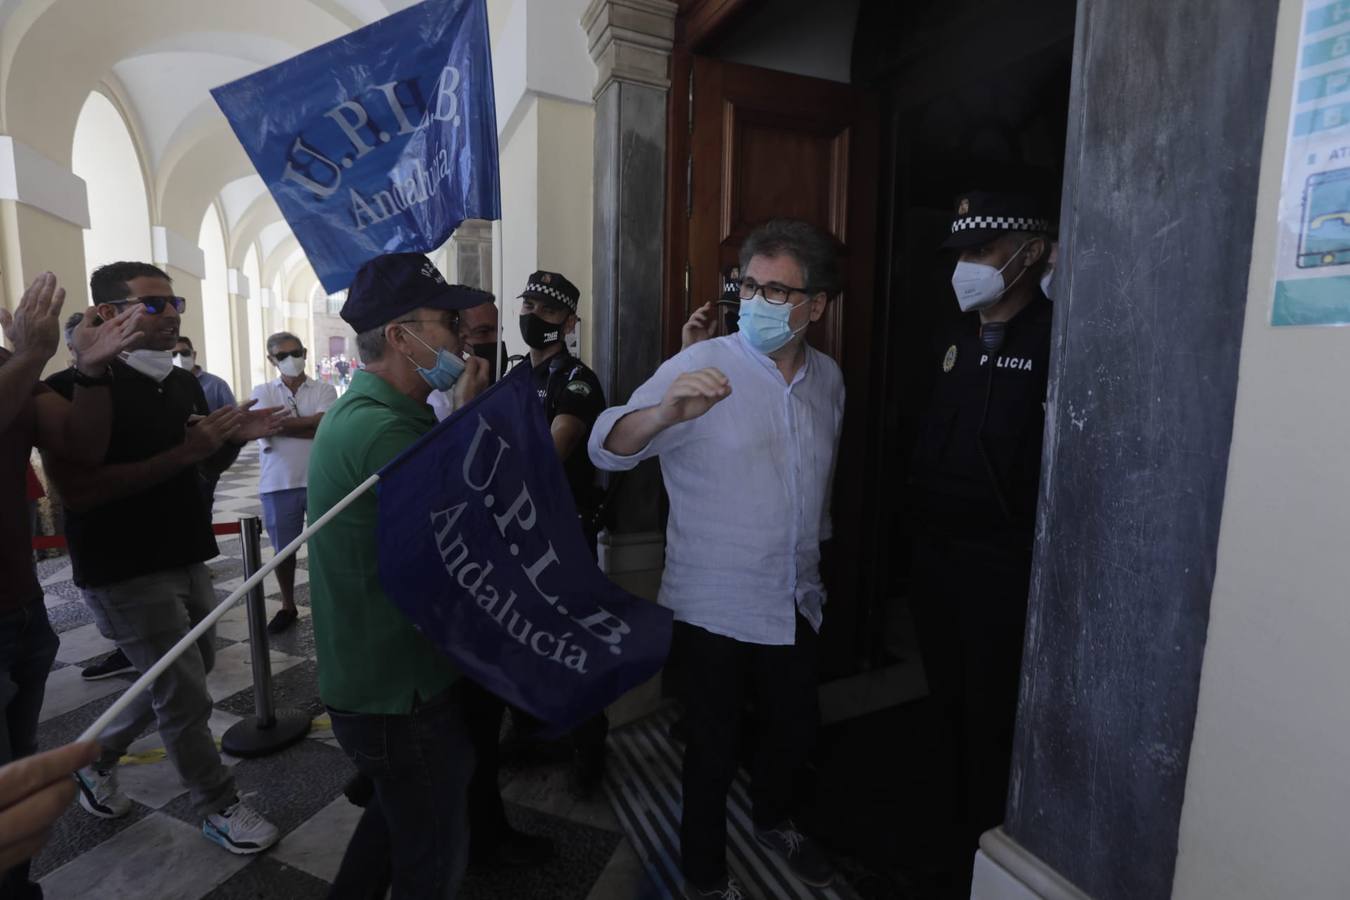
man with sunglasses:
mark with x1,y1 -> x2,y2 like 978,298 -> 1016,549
307,253 -> 490,898
251,332 -> 336,634
43,261 -> 287,856
590,219 -> 845,899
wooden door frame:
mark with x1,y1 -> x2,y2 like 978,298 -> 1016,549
660,2 -> 888,673
663,0 -> 758,358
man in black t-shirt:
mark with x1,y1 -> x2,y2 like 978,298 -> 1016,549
43,262 -> 286,857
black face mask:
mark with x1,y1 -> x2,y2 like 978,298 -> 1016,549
470,342 -> 506,383
519,313 -> 563,350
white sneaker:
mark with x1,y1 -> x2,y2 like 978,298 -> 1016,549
76,765 -> 132,819
202,798 -> 279,855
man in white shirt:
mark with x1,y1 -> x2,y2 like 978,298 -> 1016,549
251,332 -> 336,633
589,219 -> 845,900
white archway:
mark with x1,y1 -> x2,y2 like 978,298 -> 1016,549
198,204 -> 233,390
71,91 -> 152,284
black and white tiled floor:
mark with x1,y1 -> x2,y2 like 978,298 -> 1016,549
31,445 -> 651,899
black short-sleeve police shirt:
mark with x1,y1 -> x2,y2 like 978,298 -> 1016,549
529,352 -> 607,508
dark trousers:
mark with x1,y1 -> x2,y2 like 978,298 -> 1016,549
327,687 -> 475,900
462,683 -> 608,856
675,617 -> 819,887
0,596 -> 59,900
461,682 -> 508,857
909,534 -> 1031,861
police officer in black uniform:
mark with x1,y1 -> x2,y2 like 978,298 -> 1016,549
515,270 -> 610,793
908,190 -> 1054,889
518,271 -> 607,551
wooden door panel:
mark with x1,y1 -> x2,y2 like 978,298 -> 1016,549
724,113 -> 845,239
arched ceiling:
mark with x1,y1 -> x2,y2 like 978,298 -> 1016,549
1,0 -> 423,289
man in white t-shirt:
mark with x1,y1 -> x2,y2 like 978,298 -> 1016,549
251,332 -> 336,633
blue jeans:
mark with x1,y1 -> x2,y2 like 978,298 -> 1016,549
327,686 -> 475,900
0,595 -> 60,899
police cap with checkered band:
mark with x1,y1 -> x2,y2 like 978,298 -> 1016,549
519,270 -> 580,315
341,252 -> 492,333
942,190 -> 1054,250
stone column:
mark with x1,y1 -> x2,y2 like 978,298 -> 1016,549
0,136 -> 92,376
227,268 -> 253,397
582,0 -> 676,576
984,0 -> 1282,898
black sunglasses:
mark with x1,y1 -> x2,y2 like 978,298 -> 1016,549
271,349 -> 306,361
111,295 -> 187,315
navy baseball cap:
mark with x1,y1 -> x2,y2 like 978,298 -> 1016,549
341,253 -> 492,333
942,190 -> 1054,250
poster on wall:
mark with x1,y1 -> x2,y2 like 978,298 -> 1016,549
1273,1 -> 1350,326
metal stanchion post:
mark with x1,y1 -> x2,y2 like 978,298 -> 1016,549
221,515 -> 312,758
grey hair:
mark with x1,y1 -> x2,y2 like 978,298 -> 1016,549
265,331 -> 303,356
738,219 -> 844,298
355,326 -> 388,363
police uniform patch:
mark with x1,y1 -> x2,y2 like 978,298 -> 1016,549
566,380 -> 592,397
957,198 -> 970,215
942,344 -> 958,373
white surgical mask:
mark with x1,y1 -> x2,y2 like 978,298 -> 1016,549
951,240 -> 1033,313
172,353 -> 194,370
277,356 -> 306,378
121,349 -> 175,382
1040,269 -> 1054,300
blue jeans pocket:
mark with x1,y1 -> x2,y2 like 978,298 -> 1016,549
327,708 -> 392,777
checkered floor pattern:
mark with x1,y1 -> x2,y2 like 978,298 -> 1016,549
30,445 -> 648,900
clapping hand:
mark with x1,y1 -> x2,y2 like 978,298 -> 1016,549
0,273 -> 65,363
70,304 -> 144,374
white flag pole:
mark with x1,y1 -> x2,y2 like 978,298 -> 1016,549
77,472 -> 382,744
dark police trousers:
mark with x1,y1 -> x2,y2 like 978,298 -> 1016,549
675,616 -> 819,887
909,533 -> 1030,857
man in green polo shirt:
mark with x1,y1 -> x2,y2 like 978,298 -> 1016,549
307,252 -> 490,898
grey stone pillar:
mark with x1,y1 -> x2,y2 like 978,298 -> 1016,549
994,0 -> 1281,898
583,0 -> 676,544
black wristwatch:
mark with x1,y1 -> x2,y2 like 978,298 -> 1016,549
71,366 -> 114,387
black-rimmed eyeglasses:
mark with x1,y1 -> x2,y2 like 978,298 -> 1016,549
737,278 -> 812,305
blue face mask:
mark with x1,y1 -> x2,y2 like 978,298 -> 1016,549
401,326 -> 466,392
736,296 -> 808,355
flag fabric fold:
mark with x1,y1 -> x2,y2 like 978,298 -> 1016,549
376,365 -> 673,731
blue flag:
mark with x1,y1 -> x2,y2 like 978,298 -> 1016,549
211,0 -> 500,293
375,366 -> 673,730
